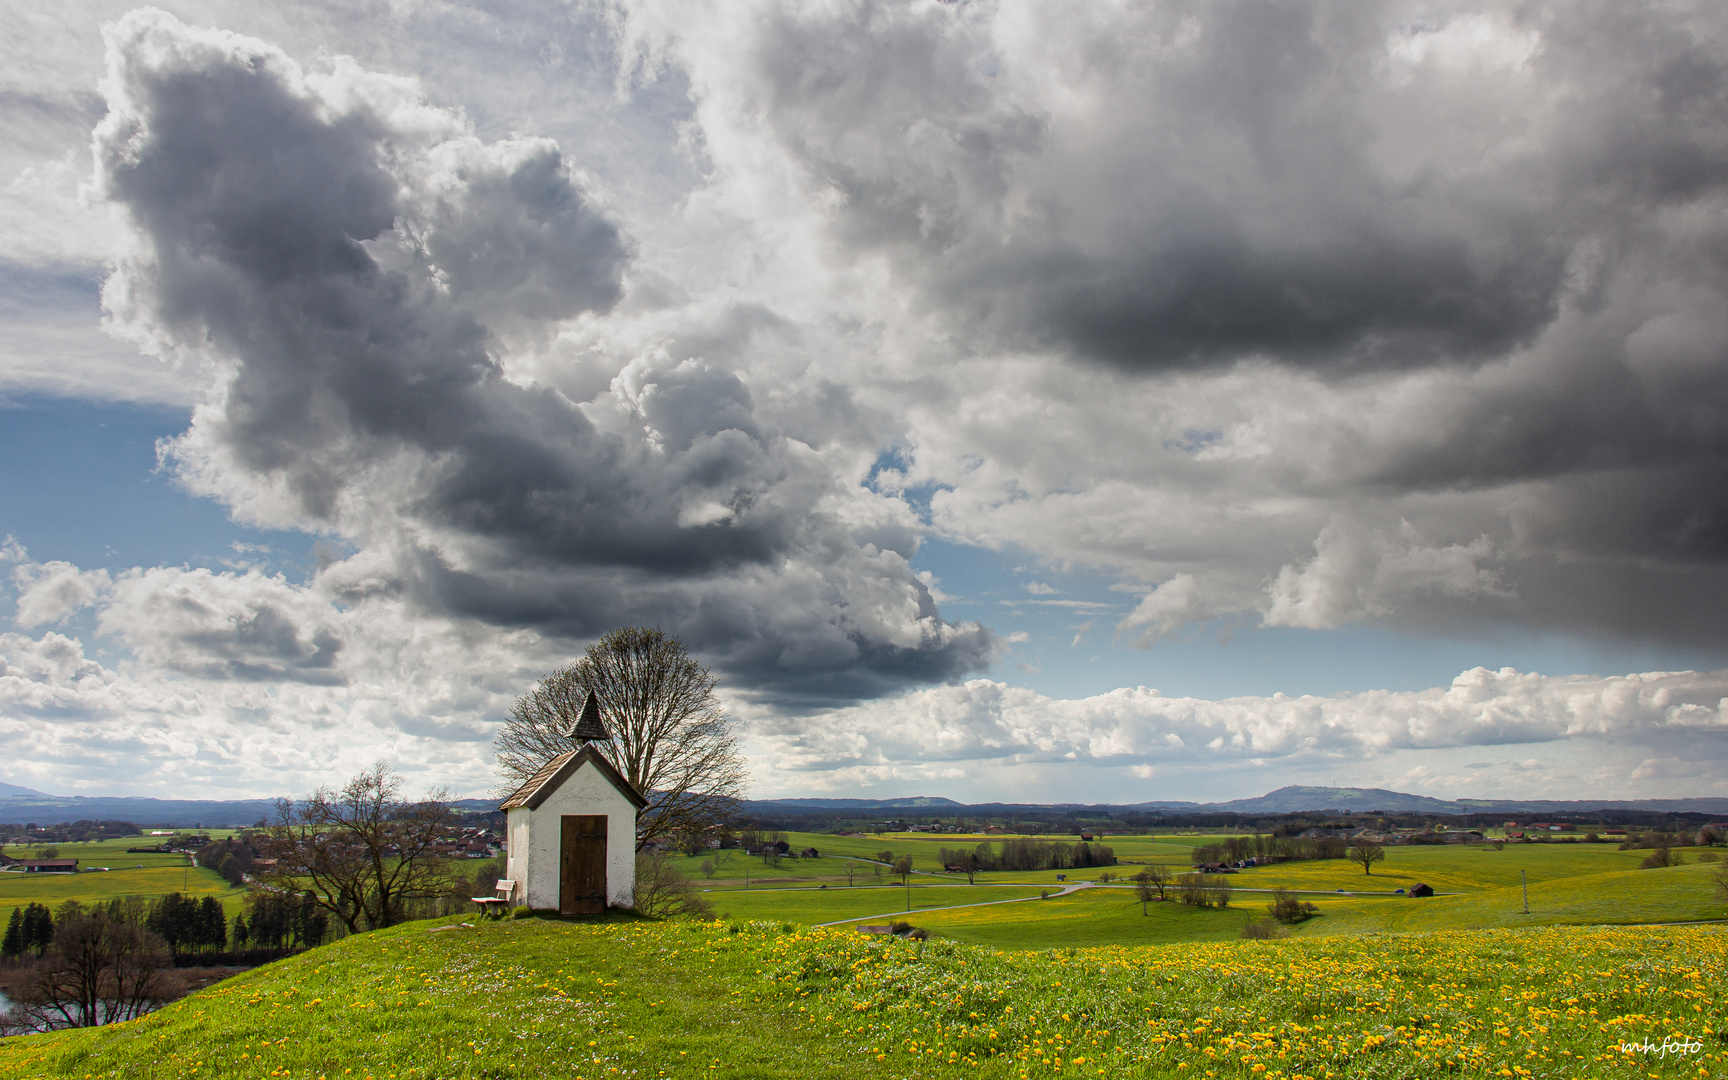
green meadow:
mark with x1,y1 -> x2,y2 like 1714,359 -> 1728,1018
0,838 -> 242,926
666,835 -> 1726,950
707,885 -> 1047,925
1292,860 -> 1728,936
0,914 -> 1720,1079
0,827 -> 1719,1077
2,831 -> 1717,954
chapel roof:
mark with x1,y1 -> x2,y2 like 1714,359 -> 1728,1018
498,744 -> 648,812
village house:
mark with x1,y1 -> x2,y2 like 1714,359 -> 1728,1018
499,692 -> 647,914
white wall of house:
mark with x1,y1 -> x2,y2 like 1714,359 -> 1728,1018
505,759 -> 638,911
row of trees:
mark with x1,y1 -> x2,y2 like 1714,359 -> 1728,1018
195,836 -> 260,887
0,892 -> 327,1032
1189,834 -> 1350,865
1,892 -> 335,966
1190,834 -> 1389,875
938,839 -> 1117,877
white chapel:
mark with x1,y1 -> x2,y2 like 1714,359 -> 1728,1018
499,692 -> 647,914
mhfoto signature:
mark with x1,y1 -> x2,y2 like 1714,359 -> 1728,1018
1618,1035 -> 1704,1058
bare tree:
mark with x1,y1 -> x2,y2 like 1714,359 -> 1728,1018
1347,840 -> 1385,875
893,855 -> 914,912
634,851 -> 712,919
1140,863 -> 1171,902
844,862 -> 857,887
1175,872 -> 1207,907
1133,866 -> 1174,913
494,627 -> 747,849
7,913 -> 170,1030
955,852 -> 981,885
1204,876 -> 1233,909
256,763 -> 455,934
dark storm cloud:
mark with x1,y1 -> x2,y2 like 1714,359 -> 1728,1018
740,1 -> 1728,372
670,0 -> 1728,644
93,11 -> 992,700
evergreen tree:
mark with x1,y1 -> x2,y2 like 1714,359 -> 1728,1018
1,906 -> 23,960
295,892 -> 328,947
245,894 -> 290,948
197,896 -> 226,952
147,893 -> 198,955
21,902 -> 53,956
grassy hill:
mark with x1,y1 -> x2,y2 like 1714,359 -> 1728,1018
0,915 -> 1720,1078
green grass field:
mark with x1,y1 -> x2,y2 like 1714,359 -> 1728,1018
687,831 -> 1701,891
913,888 -> 1256,949
1211,843 -> 1709,894
1292,860 -> 1728,936
0,836 -> 243,927
705,885 -> 1047,925
662,834 -> 1727,949
0,914 -> 1720,1078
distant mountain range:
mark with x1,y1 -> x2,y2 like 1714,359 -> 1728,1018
0,784 -> 1722,828
1156,785 -> 1728,816
742,796 -> 965,810
745,785 -> 1728,817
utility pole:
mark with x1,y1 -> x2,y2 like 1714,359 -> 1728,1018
1521,870 -> 1529,914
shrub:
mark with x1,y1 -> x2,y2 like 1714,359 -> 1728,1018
634,851 -> 711,918
1175,873 -> 1207,907
1267,889 -> 1318,924
1240,921 -> 1288,940
1176,873 -> 1232,908
1640,846 -> 1683,869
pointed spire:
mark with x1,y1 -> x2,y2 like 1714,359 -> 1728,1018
565,690 -> 611,744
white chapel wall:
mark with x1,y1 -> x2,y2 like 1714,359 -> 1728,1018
511,760 -> 638,910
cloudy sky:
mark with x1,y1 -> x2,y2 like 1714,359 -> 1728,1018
2,1 -> 1725,803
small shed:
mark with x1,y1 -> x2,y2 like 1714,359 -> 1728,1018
500,693 -> 647,915
1408,882 -> 1434,898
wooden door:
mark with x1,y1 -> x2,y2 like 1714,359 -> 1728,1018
560,815 -> 608,915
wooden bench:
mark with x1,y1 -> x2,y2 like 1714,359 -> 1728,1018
472,878 -> 515,918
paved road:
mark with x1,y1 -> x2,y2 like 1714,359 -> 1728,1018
817,881 -> 1093,927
